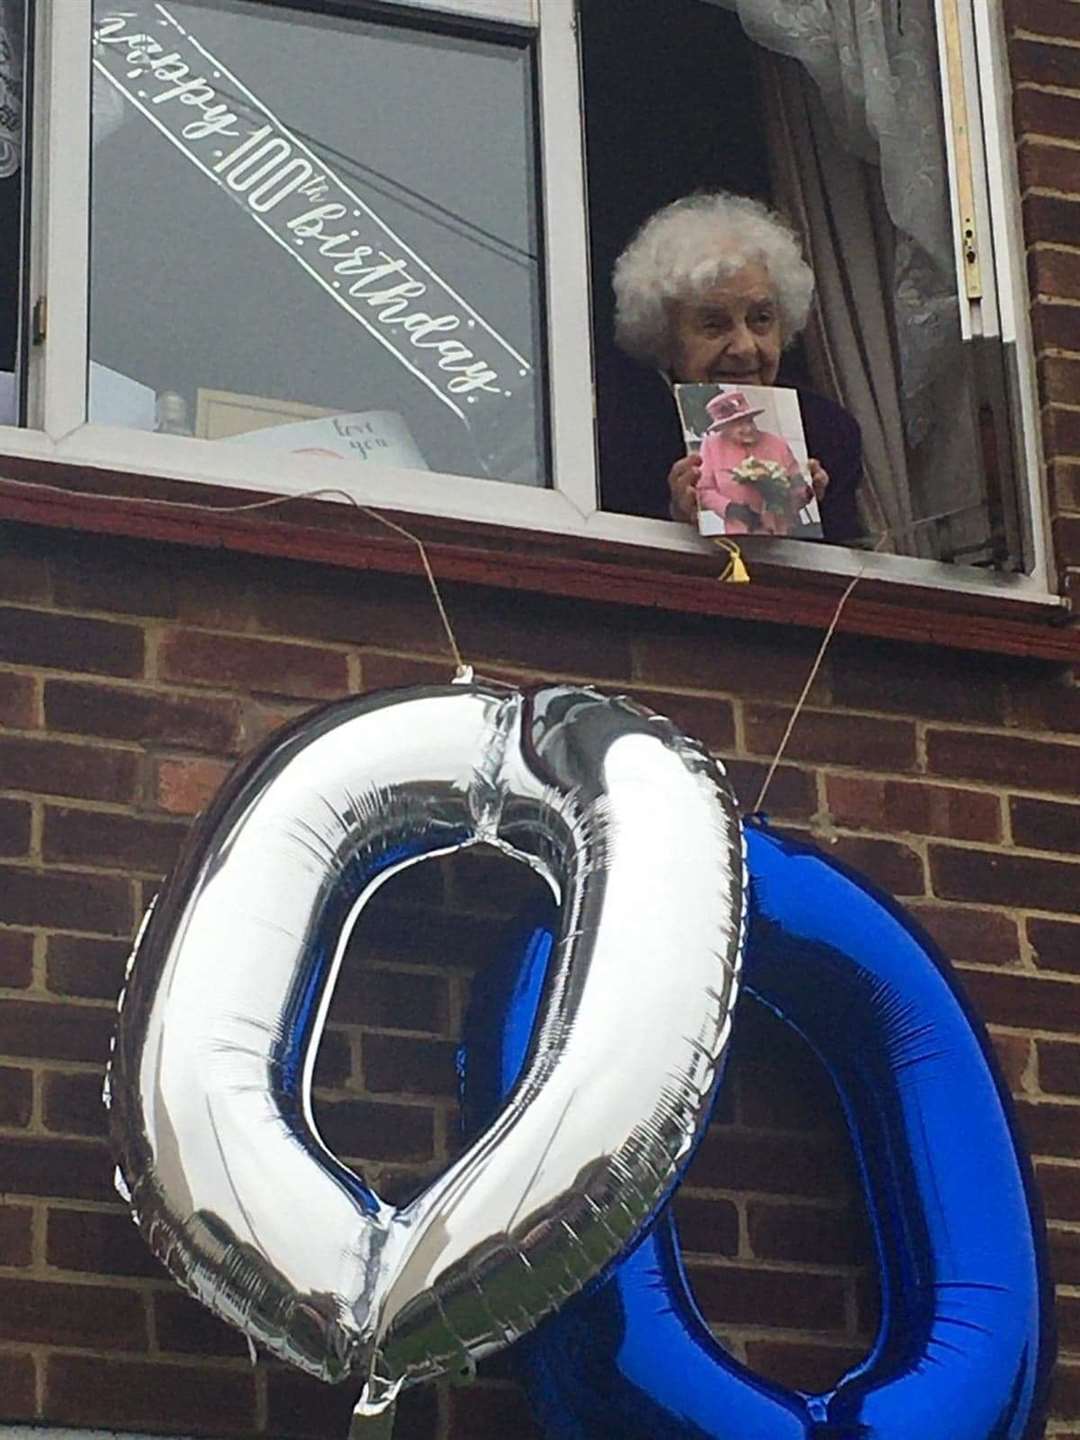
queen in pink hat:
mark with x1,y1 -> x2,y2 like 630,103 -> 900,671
697,389 -> 815,535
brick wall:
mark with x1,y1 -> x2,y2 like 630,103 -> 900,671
1008,0 -> 1080,592
0,523 -> 1078,1436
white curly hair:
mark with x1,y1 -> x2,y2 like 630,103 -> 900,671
612,193 -> 815,369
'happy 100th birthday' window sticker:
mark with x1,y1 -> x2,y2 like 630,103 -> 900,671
92,4 -> 537,474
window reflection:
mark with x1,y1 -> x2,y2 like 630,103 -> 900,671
90,0 -> 547,487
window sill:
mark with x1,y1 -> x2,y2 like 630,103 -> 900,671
0,452 -> 1075,664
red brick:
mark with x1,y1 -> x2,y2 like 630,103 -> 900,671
990,1031 -> 1033,1091
43,1068 -> 109,1138
0,796 -> 32,858
1056,512 -> 1080,570
349,903 -> 507,974
0,605 -> 145,677
0,1135 -> 115,1202
361,1034 -> 459,1098
1033,299 -> 1080,353
744,1339 -> 868,1394
688,1261 -> 847,1330
1023,192 -> 1080,246
44,1355 -> 257,1435
1013,1097 -> 1080,1158
43,806 -> 187,875
829,639 -> 1012,725
1011,795 -> 1080,853
824,834 -> 926,897
723,759 -> 818,820
316,1097 -> 435,1164
46,933 -> 130,999
1051,1226 -> 1080,1286
1020,140 -> 1080,195
0,999 -> 114,1064
0,1352 -> 35,1418
329,966 -> 450,1035
1060,1292 -> 1080,1355
1019,86 -> 1080,144
672,1192 -> 739,1256
690,1127 -> 855,1201
931,844 -> 1080,915
448,1382 -> 542,1439
154,756 -> 231,816
1007,0 -> 1080,39
312,1028 -> 353,1089
928,728 -> 1080,796
1008,672 -> 1080,745
47,1206 -> 164,1279
1029,917 -> 1080,973
1011,37 -> 1080,88
0,539 -> 50,602
1037,1161 -> 1080,1222
0,1064 -> 32,1126
45,679 -> 241,754
0,734 -> 140,803
265,1370 -> 368,1440
0,669 -> 36,727
238,698 -> 313,750
360,651 -> 458,691
1038,1039 -> 1080,1097
0,927 -> 34,988
907,904 -> 1020,967
153,1290 -> 250,1359
52,537 -> 183,619
0,865 -> 133,936
826,775 -> 1000,842
744,706 -> 917,771
158,628 -> 349,699
747,1200 -> 868,1267
0,1276 -> 147,1349
961,968 -> 1080,1034
0,1203 -> 32,1265
1040,354 -> 1080,406
629,688 -> 737,752
1050,460 -> 1080,515
1052,1361 -> 1080,1419
636,617 -> 827,703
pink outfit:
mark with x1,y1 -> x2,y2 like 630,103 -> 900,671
697,429 -> 812,535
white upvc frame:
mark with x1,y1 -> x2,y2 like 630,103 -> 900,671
4,0 -> 1065,611
936,0 -> 1053,594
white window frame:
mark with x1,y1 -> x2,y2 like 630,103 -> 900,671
4,0 -> 1065,610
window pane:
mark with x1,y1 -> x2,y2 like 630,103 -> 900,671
90,1 -> 547,486
0,0 -> 28,425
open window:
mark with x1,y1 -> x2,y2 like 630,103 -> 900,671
580,0 -> 1046,576
0,0 -> 1062,610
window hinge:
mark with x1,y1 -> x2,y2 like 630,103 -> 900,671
31,297 -> 47,345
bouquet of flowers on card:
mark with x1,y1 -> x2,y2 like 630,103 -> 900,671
729,456 -> 799,517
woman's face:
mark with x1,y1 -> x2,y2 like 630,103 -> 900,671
669,262 -> 783,387
723,417 -> 761,446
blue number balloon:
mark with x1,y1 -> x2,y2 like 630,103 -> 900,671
461,821 -> 1055,1440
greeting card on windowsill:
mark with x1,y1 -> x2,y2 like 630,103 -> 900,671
675,383 -> 822,541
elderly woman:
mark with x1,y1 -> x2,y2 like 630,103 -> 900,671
608,192 -> 862,542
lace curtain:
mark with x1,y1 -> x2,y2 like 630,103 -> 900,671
706,0 -> 960,454
0,0 -> 23,180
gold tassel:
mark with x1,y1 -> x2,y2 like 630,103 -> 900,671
714,538 -> 750,584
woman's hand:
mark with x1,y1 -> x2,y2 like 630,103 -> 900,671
808,458 -> 829,502
668,453 -> 703,523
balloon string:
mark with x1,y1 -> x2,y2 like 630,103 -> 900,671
0,476 -> 469,680
752,534 -> 886,814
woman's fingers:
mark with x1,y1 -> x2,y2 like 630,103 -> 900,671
808,458 -> 830,500
668,453 -> 703,522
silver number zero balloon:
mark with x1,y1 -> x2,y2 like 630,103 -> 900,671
105,683 -> 745,1417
